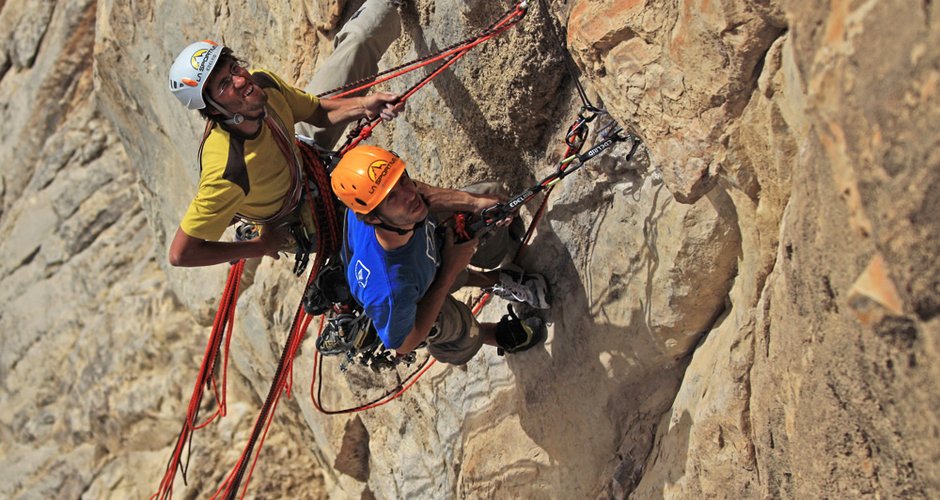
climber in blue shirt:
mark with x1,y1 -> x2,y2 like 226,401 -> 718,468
332,146 -> 550,364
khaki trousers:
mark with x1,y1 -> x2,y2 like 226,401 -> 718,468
296,0 -> 402,149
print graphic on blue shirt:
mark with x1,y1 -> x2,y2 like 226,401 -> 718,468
355,260 -> 371,288
344,210 -> 441,349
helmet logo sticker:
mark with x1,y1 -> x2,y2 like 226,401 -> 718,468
367,159 -> 392,194
368,160 -> 389,182
190,49 -> 207,69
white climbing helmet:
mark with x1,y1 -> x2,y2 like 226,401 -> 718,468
168,40 -> 225,110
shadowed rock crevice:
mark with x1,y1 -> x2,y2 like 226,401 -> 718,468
334,416 -> 371,482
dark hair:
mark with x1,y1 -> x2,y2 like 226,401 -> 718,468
198,48 -> 246,120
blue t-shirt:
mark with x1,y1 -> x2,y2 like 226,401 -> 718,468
343,211 -> 441,349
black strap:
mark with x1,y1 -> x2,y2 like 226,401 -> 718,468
375,219 -> 425,235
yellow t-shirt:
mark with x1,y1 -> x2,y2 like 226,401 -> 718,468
180,70 -> 319,241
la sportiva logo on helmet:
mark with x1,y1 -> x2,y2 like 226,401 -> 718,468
183,44 -> 220,86
190,49 -> 208,70
367,160 -> 391,192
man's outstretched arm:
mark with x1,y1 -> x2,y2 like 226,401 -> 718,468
415,181 -> 505,214
168,226 -> 286,267
304,92 -> 404,129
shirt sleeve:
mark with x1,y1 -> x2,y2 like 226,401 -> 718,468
179,175 -> 246,241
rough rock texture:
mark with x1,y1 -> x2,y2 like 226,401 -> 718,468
565,0 -> 940,498
568,0 -> 787,203
0,0 -> 323,498
1,0 -> 938,499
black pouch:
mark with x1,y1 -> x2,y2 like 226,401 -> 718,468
303,256 -> 352,316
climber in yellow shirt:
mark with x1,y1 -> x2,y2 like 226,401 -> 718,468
166,0 -> 404,267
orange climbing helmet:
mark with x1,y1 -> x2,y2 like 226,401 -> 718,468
331,145 -> 406,214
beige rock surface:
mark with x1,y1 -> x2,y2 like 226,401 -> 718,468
0,0 -> 937,498
588,0 -> 940,498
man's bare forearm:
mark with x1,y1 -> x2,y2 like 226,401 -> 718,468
416,181 -> 497,213
395,271 -> 458,354
304,97 -> 366,129
168,227 -> 279,267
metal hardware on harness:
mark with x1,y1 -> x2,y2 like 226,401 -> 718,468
303,257 -> 352,316
292,235 -> 311,277
316,309 -> 416,372
235,222 -> 260,241
317,312 -> 374,355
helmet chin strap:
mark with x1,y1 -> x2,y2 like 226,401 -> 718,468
205,96 -> 261,126
375,218 -> 425,235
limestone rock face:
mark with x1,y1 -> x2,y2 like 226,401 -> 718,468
564,0 -> 940,498
567,0 -> 786,203
1,0 -> 938,499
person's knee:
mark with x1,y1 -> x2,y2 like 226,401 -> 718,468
427,341 -> 481,365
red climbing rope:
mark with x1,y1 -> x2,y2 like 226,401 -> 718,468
318,0 -> 528,100
335,1 -> 529,154
153,259 -> 243,500
310,345 -> 438,415
213,143 -> 341,500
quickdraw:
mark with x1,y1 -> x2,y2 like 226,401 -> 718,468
455,118 -> 642,241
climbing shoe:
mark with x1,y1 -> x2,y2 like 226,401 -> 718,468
491,264 -> 550,309
494,305 -> 547,356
